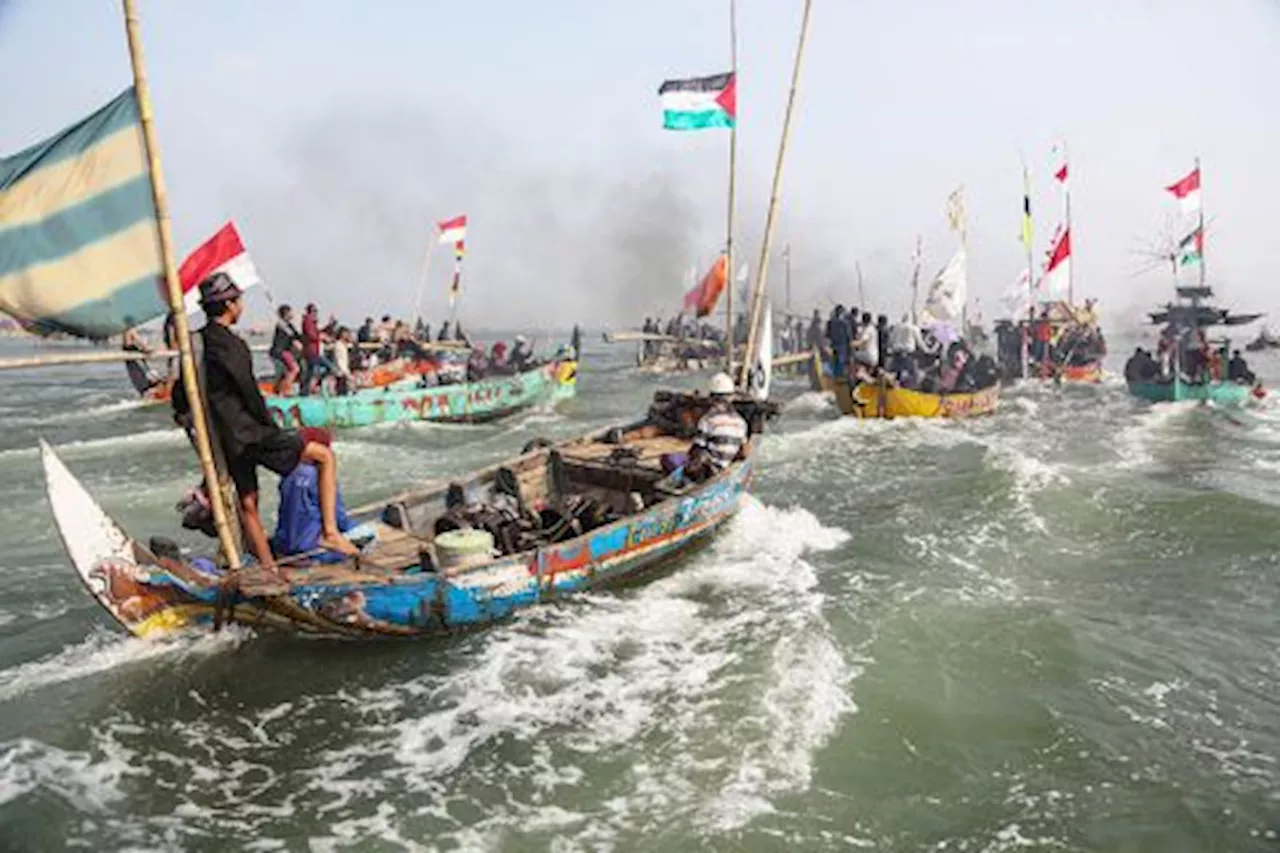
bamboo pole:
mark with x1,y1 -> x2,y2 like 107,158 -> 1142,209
411,237 -> 437,326
122,0 -> 241,569
1021,157 -> 1035,379
724,0 -> 739,374
1063,141 -> 1075,305
739,0 -> 812,390
1195,155 -> 1205,289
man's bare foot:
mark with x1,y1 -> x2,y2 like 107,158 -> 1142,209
319,533 -> 360,557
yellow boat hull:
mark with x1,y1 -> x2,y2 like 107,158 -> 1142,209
834,381 -> 1000,419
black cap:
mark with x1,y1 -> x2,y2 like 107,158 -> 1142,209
198,272 -> 243,306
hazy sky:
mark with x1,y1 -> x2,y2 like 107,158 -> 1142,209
3,0 -> 1279,332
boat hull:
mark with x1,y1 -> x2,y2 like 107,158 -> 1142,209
265,360 -> 577,429
1126,380 -> 1253,405
41,429 -> 750,639
835,380 -> 999,419
1057,362 -> 1104,383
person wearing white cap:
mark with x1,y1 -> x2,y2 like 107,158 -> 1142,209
680,372 -> 748,481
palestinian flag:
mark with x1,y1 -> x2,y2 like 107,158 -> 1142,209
659,72 -> 736,131
1165,167 -> 1201,212
1177,226 -> 1203,267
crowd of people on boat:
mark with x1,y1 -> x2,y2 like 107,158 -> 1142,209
993,302 -> 1107,380
124,300 -> 573,401
811,305 -> 999,394
638,315 -> 726,364
1123,325 -> 1258,387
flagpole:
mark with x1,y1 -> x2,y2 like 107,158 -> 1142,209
1063,142 -> 1075,304
1195,155 -> 1205,289
412,236 -> 437,325
909,235 -> 921,322
740,0 -> 812,391
1021,157 -> 1035,378
724,0 -> 738,373
121,0 -> 241,569
784,244 -> 792,314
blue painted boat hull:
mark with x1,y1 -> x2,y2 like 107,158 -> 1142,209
42,402 -> 763,640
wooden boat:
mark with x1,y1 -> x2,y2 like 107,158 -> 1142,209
1244,328 -> 1280,353
1127,378 -> 1255,405
264,358 -> 578,428
1127,286 -> 1263,407
808,352 -> 998,418
138,356 -> 422,406
42,391 -> 774,639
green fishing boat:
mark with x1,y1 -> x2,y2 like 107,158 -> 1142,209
1125,285 -> 1262,406
266,357 -> 578,429
1126,163 -> 1264,406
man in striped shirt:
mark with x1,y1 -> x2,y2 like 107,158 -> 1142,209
687,373 -> 748,480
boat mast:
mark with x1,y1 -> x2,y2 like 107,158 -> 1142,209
1058,142 -> 1075,304
1196,155 -> 1205,289
724,0 -> 739,373
121,0 -> 242,569
1021,157 -> 1035,377
784,243 -> 792,314
909,235 -> 922,323
739,0 -> 813,390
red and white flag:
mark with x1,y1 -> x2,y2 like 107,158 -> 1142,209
1040,225 -> 1071,298
1052,146 -> 1069,187
1165,167 -> 1201,212
437,214 -> 467,245
177,222 -> 263,314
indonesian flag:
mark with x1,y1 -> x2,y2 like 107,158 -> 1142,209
1052,146 -> 1069,186
437,214 -> 467,245
682,254 -> 727,317
1165,167 -> 1201,212
659,72 -> 736,131
1040,225 -> 1071,299
177,222 -> 263,314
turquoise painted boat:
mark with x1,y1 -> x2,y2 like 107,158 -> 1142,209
1127,284 -> 1264,408
40,391 -> 777,639
1126,378 -> 1253,405
265,359 -> 578,429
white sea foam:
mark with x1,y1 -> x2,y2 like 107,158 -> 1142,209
0,627 -> 246,703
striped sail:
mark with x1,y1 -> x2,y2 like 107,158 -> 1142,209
0,88 -> 166,339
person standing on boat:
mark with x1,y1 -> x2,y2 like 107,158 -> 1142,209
827,306 -> 851,377
299,304 -> 327,395
332,327 -> 355,396
171,273 -> 358,566
850,311 -> 879,377
269,304 -> 303,396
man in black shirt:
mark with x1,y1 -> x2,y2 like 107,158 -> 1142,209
174,273 -> 357,567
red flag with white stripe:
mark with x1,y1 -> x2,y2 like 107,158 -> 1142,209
1040,226 -> 1071,298
437,214 -> 467,245
177,222 -> 263,314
